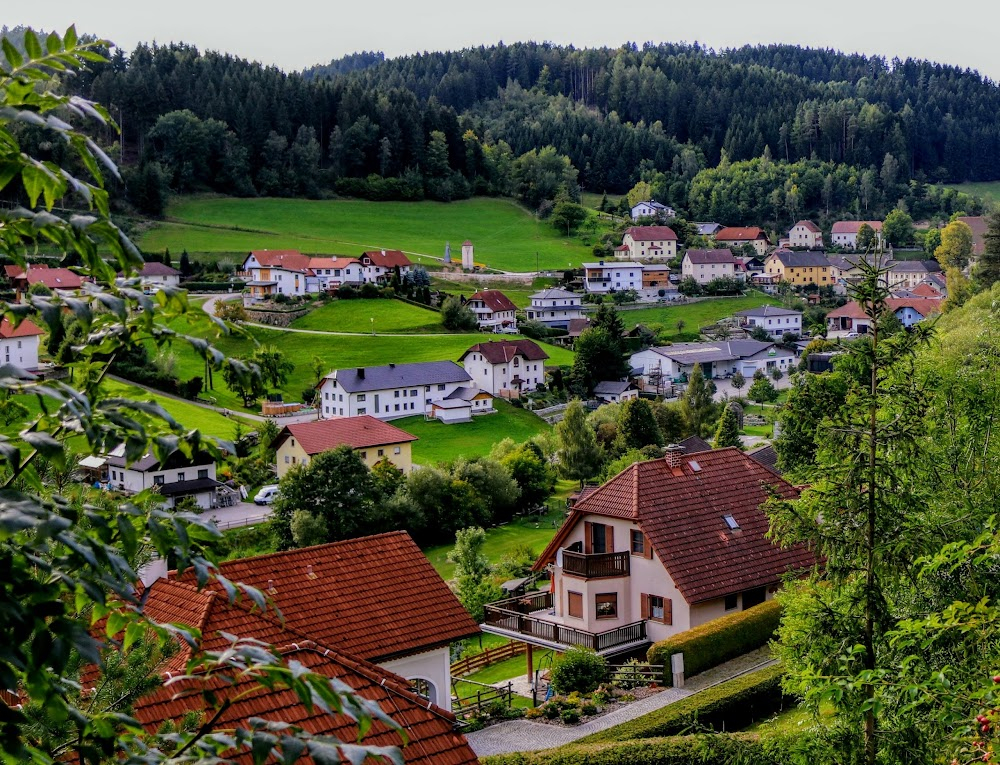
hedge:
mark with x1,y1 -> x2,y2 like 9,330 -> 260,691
577,664 -> 786,744
180,281 -> 237,292
481,731 -> 831,765
647,599 -> 782,685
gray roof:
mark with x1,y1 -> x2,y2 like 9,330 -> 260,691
678,435 -> 713,453
694,222 -> 723,236
327,360 -> 472,393
684,249 -> 738,265
583,262 -> 646,269
643,340 -> 776,365
748,444 -> 781,474
770,250 -> 831,268
158,478 -> 224,496
890,259 -> 941,273
104,444 -> 216,472
444,385 -> 491,401
735,305 -> 802,318
594,380 -> 635,395
433,398 -> 472,410
530,288 -> 579,300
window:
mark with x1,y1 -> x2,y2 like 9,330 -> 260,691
378,449 -> 384,457
630,530 -> 645,555
153,475 -> 165,486
394,390 -> 400,398
358,408 -> 366,415
360,451 -> 367,460
198,469 -> 208,479
176,472 -> 185,482
725,594 -> 739,611
568,591 -> 583,618
394,447 -> 401,454
357,394 -> 367,402
595,593 -> 618,619
649,595 -> 665,621
394,404 -> 400,412
411,389 -> 417,396
437,384 -> 445,391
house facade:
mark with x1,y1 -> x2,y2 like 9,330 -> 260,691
525,288 -> 585,328
630,201 -> 676,221
4,264 -> 85,302
681,249 -> 742,284
359,249 -> 413,283
0,317 -> 44,370
593,380 -> 639,403
272,416 -> 418,478
734,305 -> 803,338
460,339 -> 549,396
318,361 -> 474,420
621,226 -> 678,260
482,448 -> 814,654
133,261 -> 181,288
630,340 -> 795,382
714,227 -> 771,257
242,250 -> 368,301
583,261 -> 645,293
787,220 -> 824,249
887,260 -> 942,290
466,289 -> 518,331
831,220 -> 884,249
764,250 -> 832,286
100,445 -> 222,510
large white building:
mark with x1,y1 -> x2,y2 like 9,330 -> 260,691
787,220 -> 824,249
831,221 -> 884,250
460,339 -> 549,396
0,317 -> 44,371
98,445 -> 222,510
318,361 -> 474,420
630,340 -> 795,382
583,261 -> 646,294
630,201 -> 676,221
734,305 -> 803,338
621,226 -> 678,260
466,290 -> 518,331
681,249 -> 743,284
525,288 -> 585,328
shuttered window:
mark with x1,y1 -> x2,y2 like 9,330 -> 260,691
568,591 -> 583,618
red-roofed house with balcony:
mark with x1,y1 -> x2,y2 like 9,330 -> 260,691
0,317 -> 44,371
465,290 -> 518,331
242,250 -> 365,301
788,220 -> 824,249
4,264 -> 84,302
271,415 -> 418,477
460,339 -> 549,397
621,226 -> 678,260
714,227 -> 772,257
360,249 -> 413,283
482,446 -> 815,656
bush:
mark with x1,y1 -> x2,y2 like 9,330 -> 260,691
359,282 -> 381,299
550,647 -> 607,694
337,284 -> 359,300
581,702 -> 599,716
543,703 -> 560,720
647,599 -> 782,685
578,665 -> 786,743
560,708 -> 581,724
180,281 -> 237,292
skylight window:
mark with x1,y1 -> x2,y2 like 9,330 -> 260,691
723,514 -> 740,530
688,460 -> 702,472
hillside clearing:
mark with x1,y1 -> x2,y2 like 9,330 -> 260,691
616,294 -> 782,340
290,299 -> 446,333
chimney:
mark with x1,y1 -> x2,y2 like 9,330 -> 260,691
381,249 -> 386,256
357,368 -> 365,379
306,564 -> 316,579
665,444 -> 686,468
267,579 -> 276,594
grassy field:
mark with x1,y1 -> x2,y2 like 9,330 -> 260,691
617,294 -> 782,340
396,401 -> 551,466
290,299 -> 445,333
139,196 -> 596,272
943,181 -> 1000,206
431,276 -> 560,309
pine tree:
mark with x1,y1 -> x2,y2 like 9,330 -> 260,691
973,210 -> 1000,289
179,250 -> 192,276
712,402 -> 742,448
163,248 -> 172,268
556,400 -> 604,487
616,398 -> 663,451
680,363 -> 714,436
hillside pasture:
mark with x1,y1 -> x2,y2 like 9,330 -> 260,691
290,299 -> 446,333
616,294 -> 782,340
943,181 -> 1000,206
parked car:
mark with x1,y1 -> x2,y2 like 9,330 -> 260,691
254,485 -> 280,505
845,332 -> 860,339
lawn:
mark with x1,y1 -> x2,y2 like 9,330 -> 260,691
431,276 -> 560,309
102,380 -> 250,440
138,196 -> 596,272
617,293 -> 782,340
290,299 -> 445,333
942,181 -> 1000,206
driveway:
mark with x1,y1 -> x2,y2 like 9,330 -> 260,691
200,501 -> 271,530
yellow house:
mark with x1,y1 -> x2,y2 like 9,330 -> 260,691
271,415 -> 418,478
764,250 -> 832,286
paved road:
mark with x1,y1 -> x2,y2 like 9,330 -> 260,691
199,501 -> 271,530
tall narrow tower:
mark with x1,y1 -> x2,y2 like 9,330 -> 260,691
461,240 -> 474,270
443,241 -> 451,263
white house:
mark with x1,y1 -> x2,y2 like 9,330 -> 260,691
482,447 -> 814,654
525,288 -> 585,328
787,220 -> 824,249
429,386 -> 496,423
241,250 -> 313,300
630,340 -> 795,382
593,380 -> 639,403
831,221 -> 884,250
734,305 -> 803,338
583,261 -> 646,294
621,226 -> 678,260
304,256 -> 364,291
459,339 -> 549,397
631,201 -> 676,221
465,290 -> 518,331
132,261 -> 182,289
318,360 -> 473,420
99,445 -> 222,510
681,249 -> 742,284
359,249 -> 413,283
0,317 -> 44,371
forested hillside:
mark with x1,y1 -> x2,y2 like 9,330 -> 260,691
4,32 -> 999,223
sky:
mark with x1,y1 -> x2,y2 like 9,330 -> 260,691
4,0 -> 997,81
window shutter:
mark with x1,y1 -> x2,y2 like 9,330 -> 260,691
644,534 -> 653,560
640,594 -> 649,620
605,525 -> 614,553
584,521 -> 593,554
664,597 -> 673,626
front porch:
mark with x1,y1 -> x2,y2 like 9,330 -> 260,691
482,590 -> 647,656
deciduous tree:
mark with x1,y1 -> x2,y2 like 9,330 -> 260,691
556,400 -> 604,487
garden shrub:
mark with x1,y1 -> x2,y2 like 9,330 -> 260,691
550,647 -> 607,694
578,664 -> 786,743
581,702 -> 598,716
647,599 -> 781,685
560,708 -> 581,724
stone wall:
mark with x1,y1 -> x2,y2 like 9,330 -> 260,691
243,308 -> 310,326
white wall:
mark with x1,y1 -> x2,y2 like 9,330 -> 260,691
107,461 -> 217,494
319,378 -> 470,420
462,355 -> 545,395
381,647 -> 453,711
0,335 -> 39,369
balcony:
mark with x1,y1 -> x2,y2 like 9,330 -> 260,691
482,591 -> 647,655
561,550 -> 630,579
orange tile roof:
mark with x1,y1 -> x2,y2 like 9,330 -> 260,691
715,227 -> 769,242
272,415 -> 418,456
911,282 -> 943,298
133,640 -> 479,765
173,531 -> 480,662
7,264 -> 84,289
831,220 -> 883,234
467,290 -> 517,313
886,297 -> 943,317
792,220 -> 821,233
0,317 -> 44,338
536,449 -> 815,603
624,225 -> 678,242
247,250 -> 313,272
362,249 -> 413,268
307,256 -> 361,269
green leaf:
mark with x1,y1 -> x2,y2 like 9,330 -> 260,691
2,39 -> 24,70
64,25 -> 78,48
20,430 -> 64,461
46,32 -> 61,55
23,30 -> 42,61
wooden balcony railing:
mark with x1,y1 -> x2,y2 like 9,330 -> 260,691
561,550 -> 630,579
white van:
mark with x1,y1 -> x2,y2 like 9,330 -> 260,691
253,485 -> 280,505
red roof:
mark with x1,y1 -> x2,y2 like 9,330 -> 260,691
467,290 -> 517,313
831,220 -> 883,234
6,264 -> 84,289
715,227 -> 769,243
792,220 -> 821,233
684,249 -> 739,265
536,448 -> 815,604
886,297 -> 943,317
172,531 -> 480,662
273,415 -> 417,456
133,638 -> 478,765
826,301 -> 868,320
362,249 -> 413,268
911,282 -> 943,298
0,317 -> 44,339
624,226 -> 678,242
246,250 -> 313,272
460,339 -> 549,365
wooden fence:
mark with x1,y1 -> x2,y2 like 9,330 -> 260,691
450,641 -> 527,677
451,678 -> 514,719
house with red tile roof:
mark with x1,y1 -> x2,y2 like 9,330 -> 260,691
714,227 -> 771,257
465,289 -> 518,331
242,250 -> 364,301
272,415 -> 418,477
787,220 -> 824,249
120,261 -> 181,289
826,296 -> 942,334
4,264 -> 84,301
831,220 -> 883,249
482,447 -> 814,654
621,226 -> 678,260
0,317 -> 44,371
460,339 -> 549,396
360,249 -> 413,283
681,249 -> 742,284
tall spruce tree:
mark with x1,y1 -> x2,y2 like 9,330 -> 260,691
556,400 -> 604,487
973,210 -> 1000,289
712,402 -> 742,448
680,362 -> 714,436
